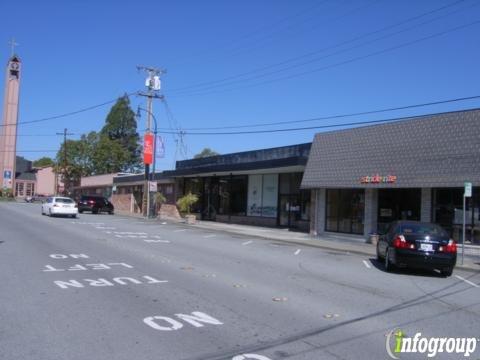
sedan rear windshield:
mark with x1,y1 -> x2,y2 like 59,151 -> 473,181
399,223 -> 448,237
55,198 -> 74,204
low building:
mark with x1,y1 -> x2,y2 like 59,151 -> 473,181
112,143 -> 312,230
170,142 -> 312,230
301,108 -> 480,245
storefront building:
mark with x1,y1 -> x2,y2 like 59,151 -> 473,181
302,109 -> 480,245
172,143 -> 312,230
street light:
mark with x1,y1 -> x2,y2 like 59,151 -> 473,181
136,106 -> 158,218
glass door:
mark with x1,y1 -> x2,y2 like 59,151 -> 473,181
279,195 -> 300,228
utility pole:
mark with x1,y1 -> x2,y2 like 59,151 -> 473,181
56,128 -> 73,196
137,65 -> 165,218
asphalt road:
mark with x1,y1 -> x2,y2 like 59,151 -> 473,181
0,202 -> 479,360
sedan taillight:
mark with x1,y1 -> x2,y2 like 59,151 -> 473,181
393,235 -> 415,250
439,239 -> 457,253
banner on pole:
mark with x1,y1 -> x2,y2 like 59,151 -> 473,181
156,135 -> 165,159
143,133 -> 154,165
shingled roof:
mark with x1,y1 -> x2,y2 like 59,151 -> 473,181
301,108 -> 480,189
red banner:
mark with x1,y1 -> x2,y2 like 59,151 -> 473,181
143,133 -> 154,165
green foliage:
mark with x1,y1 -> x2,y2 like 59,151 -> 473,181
176,192 -> 198,214
155,192 -> 167,205
0,188 -> 14,200
33,157 -> 54,168
193,148 -> 219,159
55,95 -> 142,192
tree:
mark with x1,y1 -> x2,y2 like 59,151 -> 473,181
33,157 -> 54,168
194,148 -> 219,159
91,135 -> 130,174
100,95 -> 141,172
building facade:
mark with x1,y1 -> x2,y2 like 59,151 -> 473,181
111,143 -> 312,230
301,109 -> 480,245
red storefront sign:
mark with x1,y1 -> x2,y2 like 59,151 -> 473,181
361,174 -> 397,184
143,133 -> 154,165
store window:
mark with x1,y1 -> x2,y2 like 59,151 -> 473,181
326,189 -> 365,234
377,189 -> 421,233
247,174 -> 278,217
433,187 -> 480,244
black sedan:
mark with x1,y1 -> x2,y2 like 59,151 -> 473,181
376,221 -> 457,276
77,195 -> 114,215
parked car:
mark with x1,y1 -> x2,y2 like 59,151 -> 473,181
77,195 -> 114,214
41,197 -> 78,218
376,220 -> 456,277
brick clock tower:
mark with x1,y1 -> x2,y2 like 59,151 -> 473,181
0,51 -> 21,193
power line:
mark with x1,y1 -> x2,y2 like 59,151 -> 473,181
169,18 -> 480,98
169,0 -> 468,95
153,106 -> 480,136
158,94 -> 480,131
171,0 -> 334,67
0,91 -> 137,128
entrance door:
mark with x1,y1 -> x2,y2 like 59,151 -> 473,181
203,177 -> 220,221
279,195 -> 300,228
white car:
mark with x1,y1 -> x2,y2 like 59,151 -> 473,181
41,197 -> 78,218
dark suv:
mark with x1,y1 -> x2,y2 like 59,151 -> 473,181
77,195 -> 114,214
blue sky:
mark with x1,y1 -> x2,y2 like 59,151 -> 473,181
1,0 -> 479,171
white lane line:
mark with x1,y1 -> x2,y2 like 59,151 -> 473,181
203,234 -> 216,238
294,249 -> 301,256
362,260 -> 371,269
242,241 -> 253,246
173,229 -> 187,233
455,275 -> 479,288
144,239 -> 171,243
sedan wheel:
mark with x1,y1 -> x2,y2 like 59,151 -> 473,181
384,248 -> 395,272
441,267 -> 453,277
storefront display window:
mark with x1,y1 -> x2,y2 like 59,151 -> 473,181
433,187 -> 480,244
326,189 -> 365,234
247,174 -> 278,218
377,189 -> 421,233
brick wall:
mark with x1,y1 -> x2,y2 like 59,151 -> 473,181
111,194 -> 132,213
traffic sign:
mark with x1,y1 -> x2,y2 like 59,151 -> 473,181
464,182 -> 472,197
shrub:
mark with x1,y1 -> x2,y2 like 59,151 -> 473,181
176,192 -> 198,215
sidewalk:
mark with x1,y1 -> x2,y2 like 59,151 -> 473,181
176,219 -> 480,273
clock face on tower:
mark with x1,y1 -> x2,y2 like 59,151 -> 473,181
9,61 -> 19,79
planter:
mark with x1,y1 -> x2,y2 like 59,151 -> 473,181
368,233 -> 380,246
185,214 -> 196,225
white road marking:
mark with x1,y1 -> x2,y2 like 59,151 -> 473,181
363,260 -> 371,269
242,241 -> 253,246
144,312 -> 223,331
233,354 -> 272,360
455,275 -> 479,288
114,231 -> 147,235
144,239 -> 171,243
203,234 -> 216,238
294,249 -> 301,255
174,229 -> 187,233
